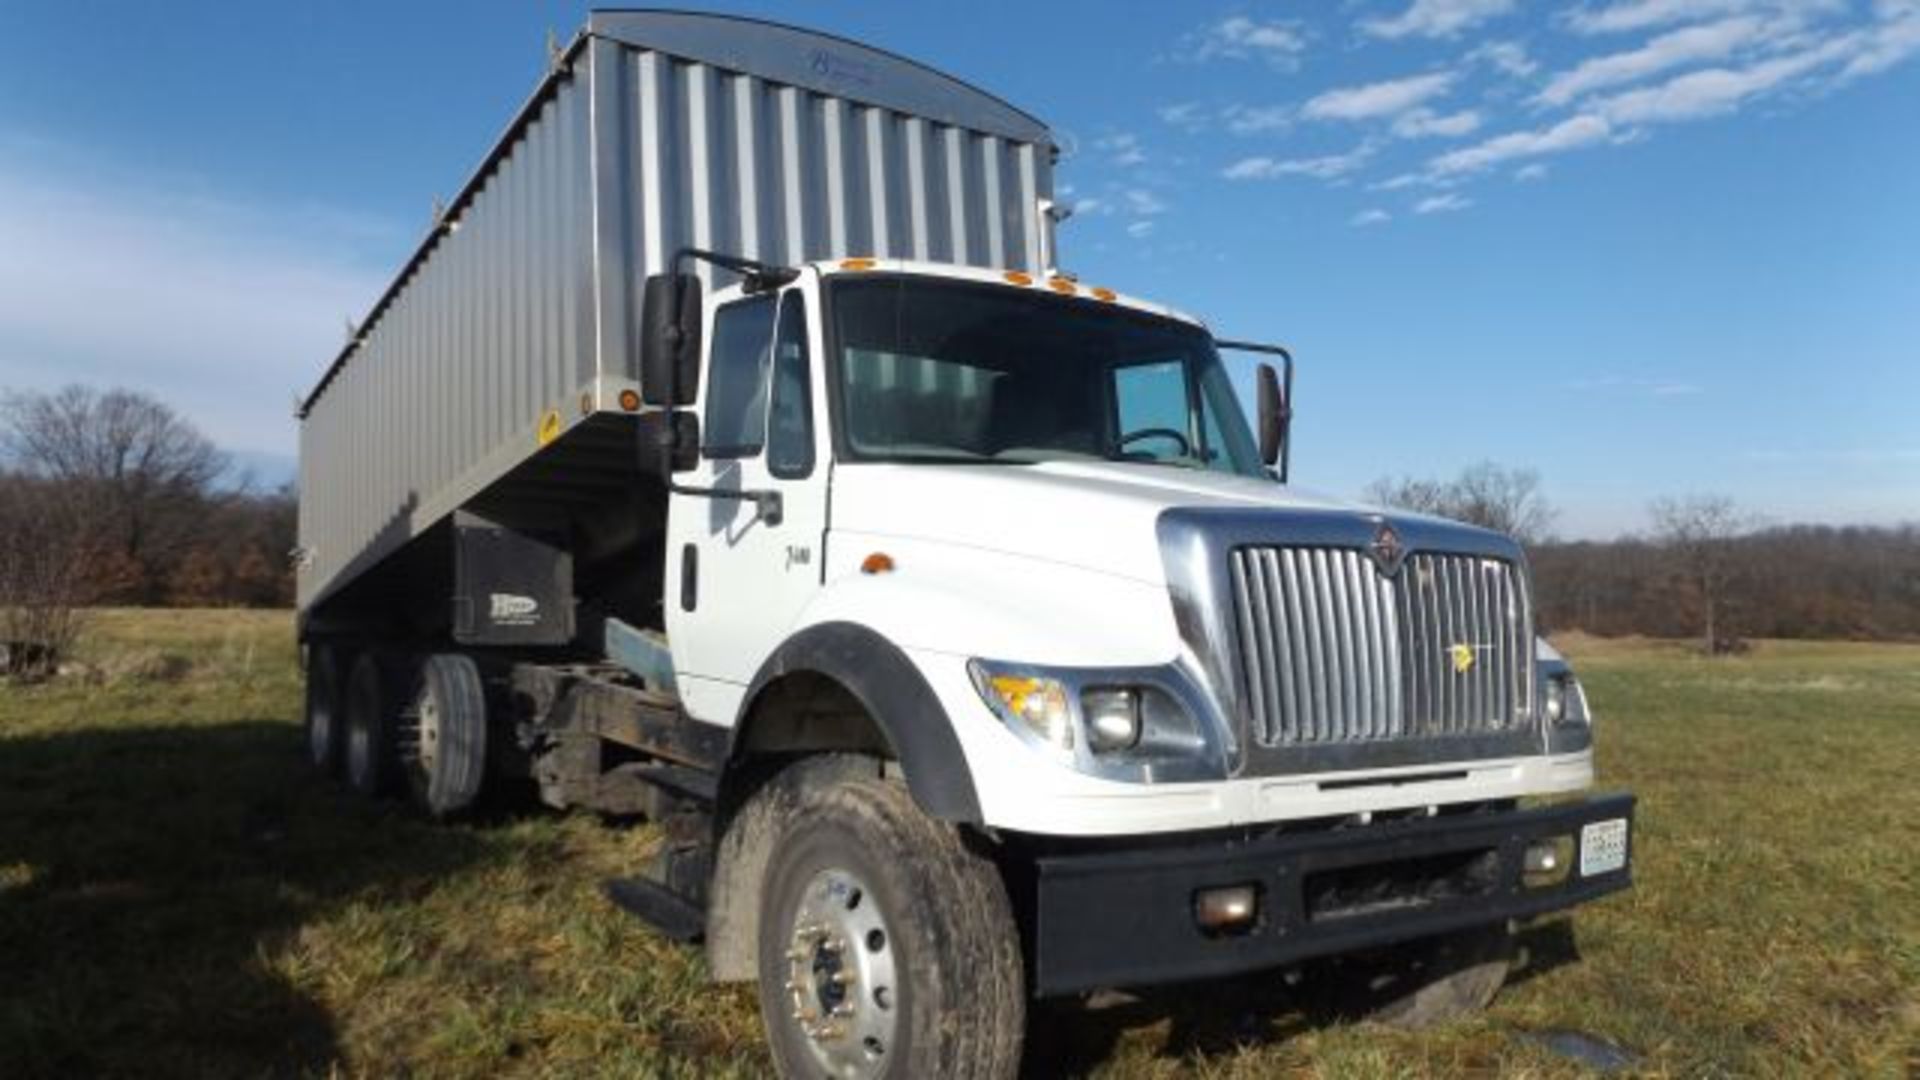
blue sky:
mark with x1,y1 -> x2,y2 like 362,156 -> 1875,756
1,1 -> 1915,536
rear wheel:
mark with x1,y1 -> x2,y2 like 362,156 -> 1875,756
402,653 -> 489,817
344,654 -> 401,797
754,772 -> 1023,1080
304,644 -> 347,776
1303,922 -> 1513,1029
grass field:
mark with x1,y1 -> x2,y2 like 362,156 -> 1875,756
1,611 -> 1916,1078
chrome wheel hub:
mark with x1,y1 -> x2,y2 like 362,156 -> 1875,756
783,868 -> 897,1078
413,690 -> 441,774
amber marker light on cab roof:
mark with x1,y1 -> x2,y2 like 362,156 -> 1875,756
839,257 -> 877,271
1091,286 -> 1118,302
1002,270 -> 1033,287
618,388 -> 641,411
860,552 -> 896,575
1046,277 -> 1077,295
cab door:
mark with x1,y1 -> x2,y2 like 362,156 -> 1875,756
664,276 -> 831,726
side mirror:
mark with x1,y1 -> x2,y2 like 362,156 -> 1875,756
641,272 -> 703,406
1256,362 -> 1289,469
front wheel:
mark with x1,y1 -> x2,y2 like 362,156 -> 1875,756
755,772 -> 1023,1079
1302,922 -> 1513,1029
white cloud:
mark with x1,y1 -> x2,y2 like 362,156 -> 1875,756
1564,0 -> 1842,35
1515,162 -> 1551,180
1350,208 -> 1393,226
1428,113 -> 1614,173
1223,104 -> 1294,134
1468,40 -> 1540,76
1157,102 -> 1208,132
1588,35 -> 1851,122
1125,220 -> 1156,239
1370,172 -> 1431,190
1070,196 -> 1109,216
1302,71 -> 1456,121
1222,143 -> 1377,181
1572,375 -> 1708,395
1837,0 -> 1920,80
1095,132 -> 1147,167
1123,188 -> 1168,215
1363,0 -> 1517,39
1183,15 -> 1308,64
1535,15 -> 1777,106
0,154 -> 389,453
1415,192 -> 1475,213
1393,107 -> 1485,137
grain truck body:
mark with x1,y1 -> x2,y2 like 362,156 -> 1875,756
297,10 -> 1056,618
297,12 -> 1632,1078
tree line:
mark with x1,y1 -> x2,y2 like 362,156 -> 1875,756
4,387 -> 1915,674
1368,464 -> 1920,649
0,386 -> 294,670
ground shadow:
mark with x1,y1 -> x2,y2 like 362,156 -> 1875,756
0,718 -> 490,1079
1021,918 -> 1587,1077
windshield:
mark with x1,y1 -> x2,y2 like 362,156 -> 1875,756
828,276 -> 1264,476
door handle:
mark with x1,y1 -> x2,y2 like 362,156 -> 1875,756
680,543 -> 698,612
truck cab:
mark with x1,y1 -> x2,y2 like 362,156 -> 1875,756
620,254 -> 1631,1067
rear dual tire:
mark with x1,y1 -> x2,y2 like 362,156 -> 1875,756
304,644 -> 347,776
345,654 -> 401,797
402,653 -> 488,817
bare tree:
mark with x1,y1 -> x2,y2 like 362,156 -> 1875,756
0,386 -> 227,603
0,474 -> 103,678
1365,461 -> 1557,545
1649,494 -> 1750,654
1363,474 -> 1452,517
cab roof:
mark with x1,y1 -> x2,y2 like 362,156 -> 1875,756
798,257 -> 1210,332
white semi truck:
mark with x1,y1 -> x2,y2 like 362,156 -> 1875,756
297,12 -> 1633,1077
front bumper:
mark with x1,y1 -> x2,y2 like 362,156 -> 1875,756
1028,792 -> 1634,996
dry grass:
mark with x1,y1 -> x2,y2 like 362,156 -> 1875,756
1,611 -> 1915,1077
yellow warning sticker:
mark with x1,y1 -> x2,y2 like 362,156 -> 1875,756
537,409 -> 562,447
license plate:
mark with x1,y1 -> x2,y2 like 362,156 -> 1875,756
1580,818 -> 1629,877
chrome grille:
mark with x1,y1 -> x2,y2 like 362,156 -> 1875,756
1228,548 -> 1533,748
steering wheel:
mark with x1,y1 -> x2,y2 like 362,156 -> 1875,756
1118,427 -> 1192,457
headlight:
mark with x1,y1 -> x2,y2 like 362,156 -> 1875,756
1542,671 -> 1589,728
1081,687 -> 1141,752
1545,677 -> 1567,724
967,659 -> 1227,782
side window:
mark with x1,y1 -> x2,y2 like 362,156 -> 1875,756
767,294 -> 814,478
1112,360 -> 1195,462
704,295 -> 777,457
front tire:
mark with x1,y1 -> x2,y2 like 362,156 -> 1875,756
754,771 -> 1023,1080
1303,922 -> 1513,1029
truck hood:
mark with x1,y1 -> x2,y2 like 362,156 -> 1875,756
830,461 -> 1402,585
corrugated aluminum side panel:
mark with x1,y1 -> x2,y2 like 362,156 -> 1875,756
298,75 -> 594,609
592,38 -> 1053,378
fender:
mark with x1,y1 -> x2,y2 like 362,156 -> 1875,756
732,620 -> 981,823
